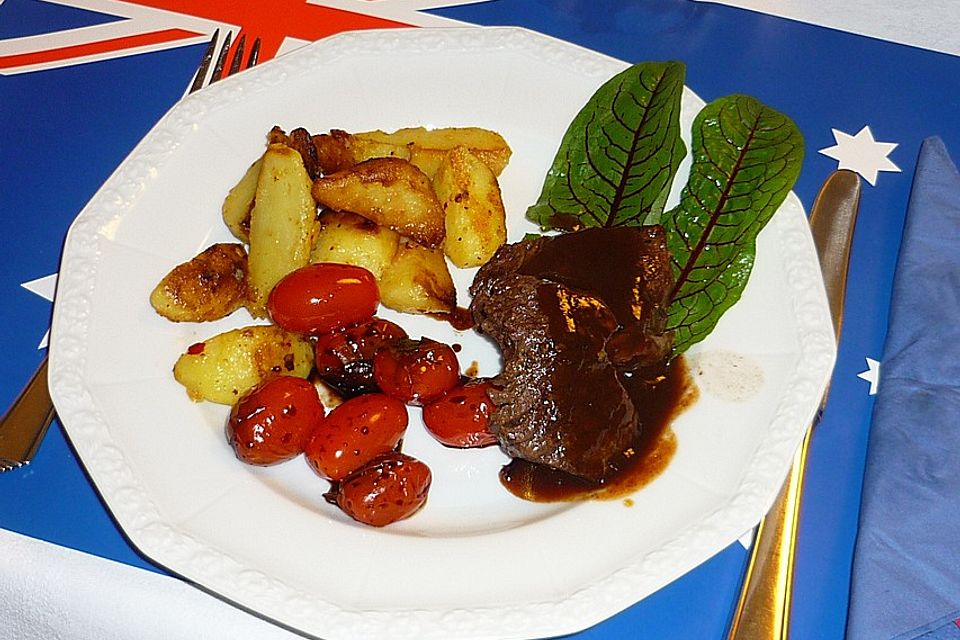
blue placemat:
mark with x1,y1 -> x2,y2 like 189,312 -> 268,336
4,1 -> 960,637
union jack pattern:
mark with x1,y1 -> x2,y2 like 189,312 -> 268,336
0,0 -> 492,74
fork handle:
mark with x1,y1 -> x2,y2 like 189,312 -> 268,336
0,356 -> 56,467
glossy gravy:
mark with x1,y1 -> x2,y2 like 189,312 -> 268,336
500,355 -> 696,501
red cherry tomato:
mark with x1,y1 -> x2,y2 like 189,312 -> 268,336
314,318 -> 408,397
332,452 -> 432,527
373,338 -> 460,405
268,263 -> 379,335
422,380 -> 498,448
304,393 -> 408,481
226,376 -> 325,466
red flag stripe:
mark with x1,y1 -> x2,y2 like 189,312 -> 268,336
0,28 -> 200,69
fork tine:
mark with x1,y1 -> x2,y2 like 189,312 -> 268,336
228,34 -> 246,76
188,30 -> 259,96
247,37 -> 262,69
189,28 -> 220,94
209,31 -> 233,84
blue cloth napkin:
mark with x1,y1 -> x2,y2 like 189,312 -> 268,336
846,136 -> 960,640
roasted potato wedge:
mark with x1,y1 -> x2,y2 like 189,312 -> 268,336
311,129 -> 409,175
311,157 -> 444,248
309,127 -> 510,178
310,129 -> 355,175
354,127 -> 512,177
378,239 -> 456,314
310,210 -> 400,278
434,146 -> 508,268
150,243 -> 248,322
221,158 -> 261,243
268,126 -> 327,180
284,127 -> 323,180
247,143 -> 317,317
341,133 -> 409,165
173,325 -> 314,404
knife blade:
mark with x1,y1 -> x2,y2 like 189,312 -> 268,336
726,169 -> 861,639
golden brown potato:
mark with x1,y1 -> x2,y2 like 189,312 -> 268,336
150,243 -> 248,322
342,134 -> 409,165
434,146 -> 508,268
354,127 -> 512,177
311,157 -> 445,248
247,143 -> 317,317
378,239 -> 456,314
310,129 -> 409,175
222,158 -> 261,243
310,210 -> 400,278
310,130 -> 355,175
267,125 -> 326,180
286,127 -> 323,180
173,325 -> 314,404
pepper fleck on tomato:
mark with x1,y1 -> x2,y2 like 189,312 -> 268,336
422,380 -> 498,448
330,452 -> 432,527
314,318 -> 407,397
304,393 -> 408,481
373,338 -> 461,405
226,376 -> 325,466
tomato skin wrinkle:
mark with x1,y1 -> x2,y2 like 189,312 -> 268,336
226,376 -> 325,466
314,318 -> 407,397
268,263 -> 379,335
423,380 -> 498,448
304,393 -> 408,481
373,338 -> 460,405
334,452 -> 432,527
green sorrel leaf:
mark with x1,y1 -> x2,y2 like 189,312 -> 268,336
663,94 -> 804,353
526,61 -> 687,231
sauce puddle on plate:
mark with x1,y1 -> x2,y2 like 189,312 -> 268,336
500,355 -> 698,502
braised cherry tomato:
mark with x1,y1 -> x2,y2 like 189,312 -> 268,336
226,376 -> 325,466
267,263 -> 379,335
304,393 -> 408,481
331,452 -> 432,527
373,338 -> 460,405
422,380 -> 498,448
314,318 -> 407,397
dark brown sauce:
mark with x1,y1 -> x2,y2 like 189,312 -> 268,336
428,306 -> 474,331
499,347 -> 697,502
518,226 -> 658,328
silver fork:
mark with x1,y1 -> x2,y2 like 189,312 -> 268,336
188,29 -> 262,94
0,30 -> 261,472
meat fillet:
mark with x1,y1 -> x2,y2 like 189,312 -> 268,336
469,226 -> 674,481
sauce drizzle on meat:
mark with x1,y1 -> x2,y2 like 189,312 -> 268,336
470,225 -> 689,499
500,356 -> 697,501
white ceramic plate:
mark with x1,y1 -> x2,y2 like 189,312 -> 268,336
49,27 -> 835,640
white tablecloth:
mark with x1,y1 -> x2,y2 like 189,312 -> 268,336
0,529 -> 299,640
697,0 -> 960,57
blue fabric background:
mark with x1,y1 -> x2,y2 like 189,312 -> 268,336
847,137 -> 960,640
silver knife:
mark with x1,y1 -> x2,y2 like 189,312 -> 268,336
727,169 -> 861,639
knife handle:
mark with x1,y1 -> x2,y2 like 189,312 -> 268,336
726,169 -> 860,640
726,428 -> 810,640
